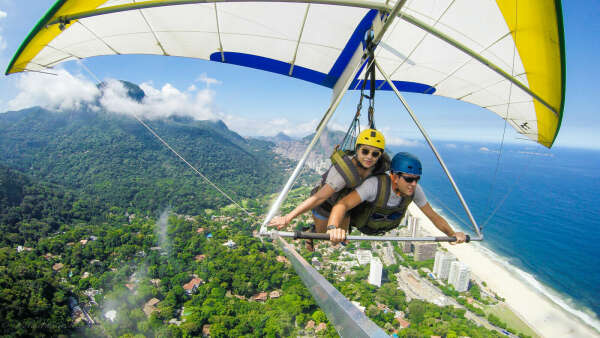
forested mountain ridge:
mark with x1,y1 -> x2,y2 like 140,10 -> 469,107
0,95 -> 306,214
0,166 -> 100,247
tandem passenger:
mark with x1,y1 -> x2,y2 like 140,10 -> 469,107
269,129 -> 389,251
325,152 -> 467,244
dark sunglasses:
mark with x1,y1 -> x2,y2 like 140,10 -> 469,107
397,173 -> 420,183
360,148 -> 381,158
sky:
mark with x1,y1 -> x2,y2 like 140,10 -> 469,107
0,1 -> 598,150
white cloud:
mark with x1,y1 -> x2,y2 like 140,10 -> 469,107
101,79 -> 218,120
446,143 -> 457,149
221,114 -> 320,138
5,68 -> 372,139
385,136 -> 422,147
6,69 -> 219,121
517,151 -> 554,157
196,73 -> 221,88
479,147 -> 490,152
0,9 -> 7,51
7,69 -> 99,111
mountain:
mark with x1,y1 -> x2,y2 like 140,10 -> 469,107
265,128 -> 346,174
0,104 -> 301,214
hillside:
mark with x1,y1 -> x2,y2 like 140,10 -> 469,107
0,103 -> 305,214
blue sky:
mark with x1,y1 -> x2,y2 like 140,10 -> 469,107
0,1 -> 598,149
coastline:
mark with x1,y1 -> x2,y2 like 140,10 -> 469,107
407,203 -> 600,338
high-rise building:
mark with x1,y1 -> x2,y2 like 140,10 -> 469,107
402,242 -> 413,253
401,211 -> 411,228
356,250 -> 373,265
413,243 -> 436,261
406,216 -> 419,237
433,251 -> 456,280
448,261 -> 470,292
368,257 -> 383,287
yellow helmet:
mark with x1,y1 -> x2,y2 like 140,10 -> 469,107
356,129 -> 385,150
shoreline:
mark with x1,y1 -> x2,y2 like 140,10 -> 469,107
408,204 -> 600,338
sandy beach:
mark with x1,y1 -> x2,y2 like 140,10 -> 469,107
407,204 -> 600,338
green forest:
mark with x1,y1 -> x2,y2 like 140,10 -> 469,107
1,101 -> 518,337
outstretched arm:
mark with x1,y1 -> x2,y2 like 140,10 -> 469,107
327,190 -> 363,243
419,202 -> 466,244
269,184 -> 336,229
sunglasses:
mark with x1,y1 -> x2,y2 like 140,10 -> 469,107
397,173 -> 420,183
360,148 -> 381,158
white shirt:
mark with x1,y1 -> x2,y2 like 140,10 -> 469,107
355,174 -> 428,208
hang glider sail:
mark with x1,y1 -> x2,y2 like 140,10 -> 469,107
7,0 -> 564,147
7,2 -> 566,336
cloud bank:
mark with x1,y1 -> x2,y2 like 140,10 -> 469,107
8,69 -> 99,111
4,68 -> 424,144
7,69 -> 218,122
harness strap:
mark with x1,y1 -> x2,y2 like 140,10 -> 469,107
331,149 -> 361,188
374,174 -> 391,208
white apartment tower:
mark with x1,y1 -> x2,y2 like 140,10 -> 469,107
407,216 -> 419,237
368,257 -> 383,287
433,251 -> 456,280
356,250 -> 373,265
448,261 -> 470,292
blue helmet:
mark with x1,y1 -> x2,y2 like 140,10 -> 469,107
391,152 -> 422,175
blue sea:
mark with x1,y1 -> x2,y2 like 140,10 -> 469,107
391,142 -> 600,331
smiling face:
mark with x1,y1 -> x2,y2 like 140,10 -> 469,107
356,144 -> 382,168
392,172 -> 420,197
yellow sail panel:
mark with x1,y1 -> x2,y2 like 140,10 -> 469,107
497,0 -> 565,147
7,0 -> 109,74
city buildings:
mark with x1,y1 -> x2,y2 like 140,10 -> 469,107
356,250 -> 373,265
368,257 -> 383,287
448,261 -> 471,292
413,243 -> 437,261
433,251 -> 456,280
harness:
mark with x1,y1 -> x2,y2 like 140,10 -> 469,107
350,174 -> 413,235
311,149 -> 390,216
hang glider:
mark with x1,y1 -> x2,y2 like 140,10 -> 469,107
6,0 -> 564,147
7,2 -> 566,336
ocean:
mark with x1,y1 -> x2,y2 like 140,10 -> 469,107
390,142 -> 600,331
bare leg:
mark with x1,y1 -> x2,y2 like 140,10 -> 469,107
314,216 -> 328,233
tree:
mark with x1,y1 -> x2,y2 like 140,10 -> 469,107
312,310 -> 327,324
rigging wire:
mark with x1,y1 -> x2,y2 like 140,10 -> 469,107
132,116 -> 254,218
483,4 -> 518,231
421,186 -> 470,229
481,150 -> 534,228
76,61 -> 259,224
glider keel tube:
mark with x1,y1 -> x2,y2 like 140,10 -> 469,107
272,233 -> 389,337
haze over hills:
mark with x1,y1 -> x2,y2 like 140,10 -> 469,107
262,128 -> 346,173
